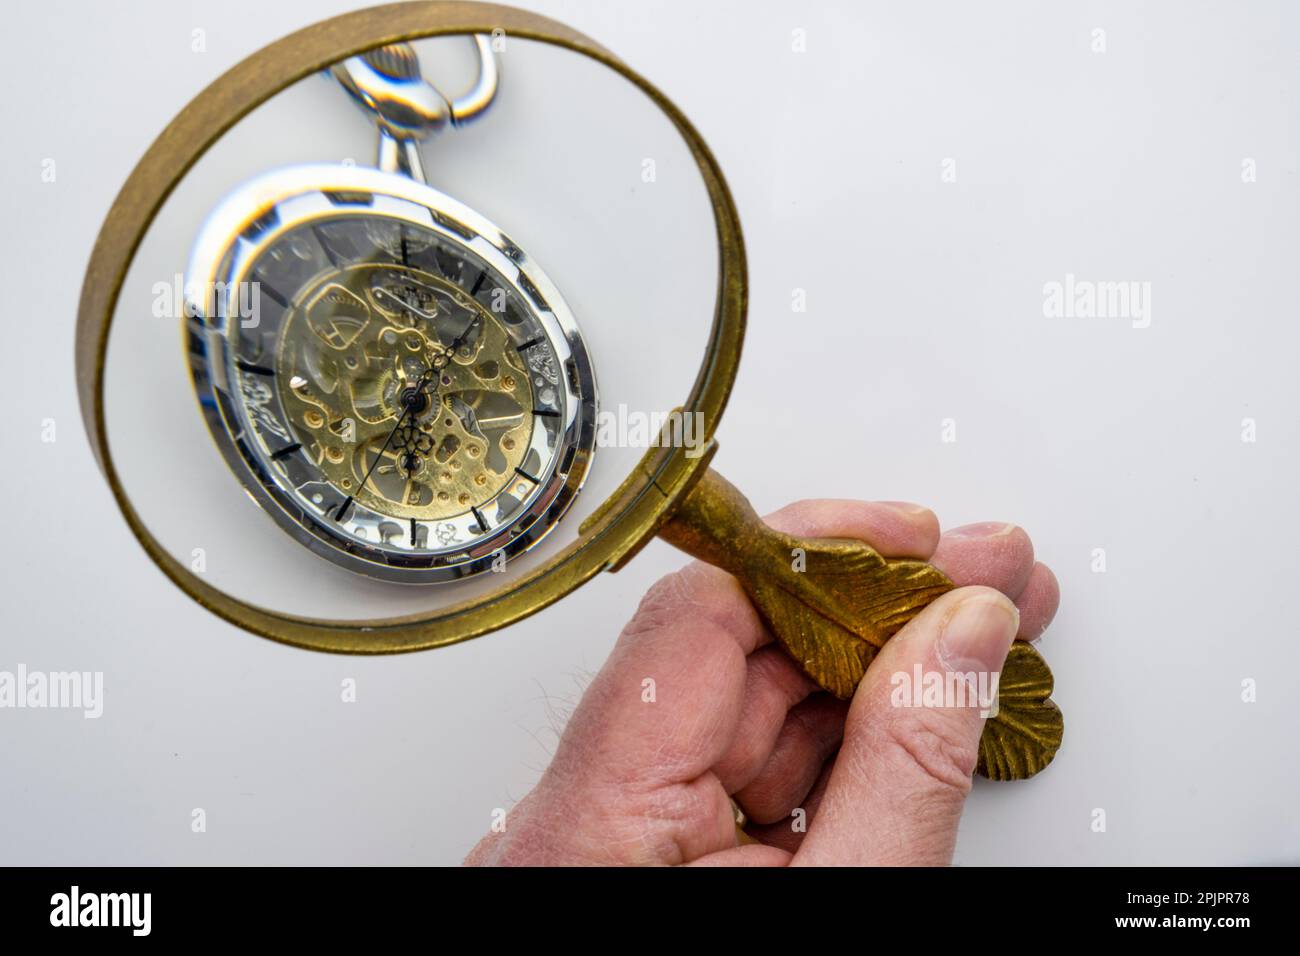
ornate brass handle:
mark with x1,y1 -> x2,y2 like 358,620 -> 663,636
658,469 -> 1064,780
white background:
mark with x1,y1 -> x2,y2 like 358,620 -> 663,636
2,0 -> 1297,865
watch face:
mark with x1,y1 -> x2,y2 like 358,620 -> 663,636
185,166 -> 596,583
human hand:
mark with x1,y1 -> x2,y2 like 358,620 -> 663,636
464,498 -> 1060,866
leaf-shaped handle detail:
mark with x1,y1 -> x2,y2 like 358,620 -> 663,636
977,642 -> 1063,780
658,468 -> 1064,780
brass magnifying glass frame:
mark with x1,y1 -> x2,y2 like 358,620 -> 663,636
76,1 -> 1062,779
75,1 -> 742,654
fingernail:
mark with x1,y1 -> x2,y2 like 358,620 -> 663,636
947,521 -> 1015,539
937,593 -> 1019,674
879,500 -> 931,516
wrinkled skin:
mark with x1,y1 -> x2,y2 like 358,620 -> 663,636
466,499 -> 1060,866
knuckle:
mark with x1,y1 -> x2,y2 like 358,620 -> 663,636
624,571 -> 693,636
875,708 -> 977,797
770,498 -> 824,527
612,778 -> 734,865
623,563 -> 746,642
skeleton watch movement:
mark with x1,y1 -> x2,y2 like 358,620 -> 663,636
184,39 -> 597,583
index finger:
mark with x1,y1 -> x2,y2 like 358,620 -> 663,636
553,499 -> 943,792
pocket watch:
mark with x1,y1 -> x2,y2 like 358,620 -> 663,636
184,38 -> 597,584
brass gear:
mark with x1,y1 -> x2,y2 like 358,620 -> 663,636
274,262 -> 534,520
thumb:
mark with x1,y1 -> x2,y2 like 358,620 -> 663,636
793,585 -> 1018,866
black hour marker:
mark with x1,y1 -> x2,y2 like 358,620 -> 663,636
333,497 -> 353,522
270,442 -> 302,461
533,408 -> 560,418
514,467 -> 540,485
400,231 -> 410,266
313,225 -> 341,266
236,360 -> 276,376
255,278 -> 289,309
471,506 -> 489,533
410,516 -> 418,544
516,336 -> 542,352
470,270 -> 487,296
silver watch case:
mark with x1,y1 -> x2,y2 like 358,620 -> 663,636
184,164 -> 598,583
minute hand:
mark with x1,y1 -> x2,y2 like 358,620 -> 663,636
335,370 -> 434,521
442,315 -> 481,361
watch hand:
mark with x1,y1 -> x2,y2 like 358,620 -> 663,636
439,315 -> 481,364
335,369 -> 435,520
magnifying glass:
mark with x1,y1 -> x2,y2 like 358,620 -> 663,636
75,1 -> 1061,780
